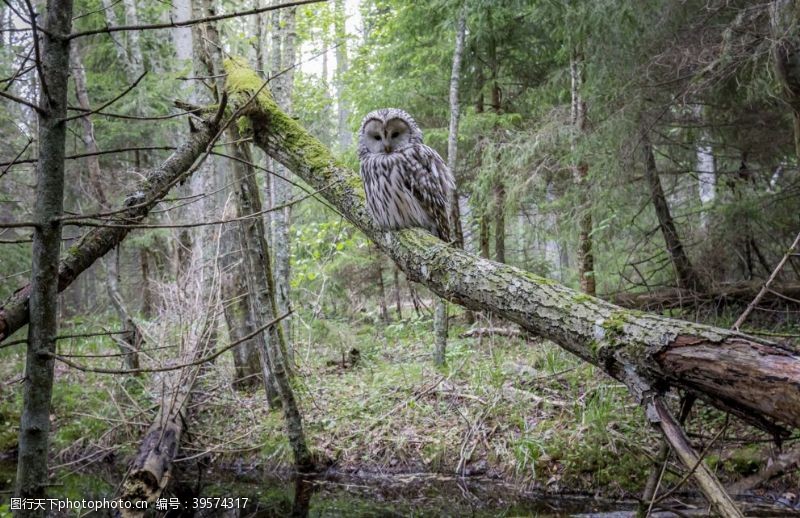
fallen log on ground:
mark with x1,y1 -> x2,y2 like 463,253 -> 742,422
612,282 -> 800,312
459,327 -> 526,339
0,118 -> 219,342
118,317 -> 219,516
224,60 -> 800,437
120,367 -> 193,517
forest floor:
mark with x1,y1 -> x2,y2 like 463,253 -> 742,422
0,308 -> 797,502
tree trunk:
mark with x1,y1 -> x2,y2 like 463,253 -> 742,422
434,7 -> 467,366
479,216 -> 490,259
15,0 -> 74,509
642,130 -> 705,293
570,52 -> 596,296
119,323 -> 216,516
70,42 -> 106,207
271,3 -> 296,351
493,182 -> 505,264
770,0 -> 800,160
99,0 -> 132,72
0,117 -> 219,342
225,63 -> 311,470
106,247 -> 141,371
172,0 -> 193,64
226,127 -> 280,403
139,248 -> 154,317
220,221 -> 265,391
228,63 -> 800,436
693,105 -> 716,233
393,267 -> 403,320
375,248 -> 389,324
334,0 -> 351,151
122,0 -> 144,78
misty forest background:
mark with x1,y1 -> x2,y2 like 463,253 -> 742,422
1,0 -> 800,511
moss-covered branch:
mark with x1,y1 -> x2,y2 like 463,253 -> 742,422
225,60 -> 800,434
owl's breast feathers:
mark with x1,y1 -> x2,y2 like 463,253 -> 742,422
359,144 -> 455,241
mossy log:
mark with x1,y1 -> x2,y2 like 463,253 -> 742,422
0,119 -> 218,342
225,59 -> 800,436
119,368 -> 192,517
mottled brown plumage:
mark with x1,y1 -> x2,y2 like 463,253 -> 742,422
357,108 -> 455,241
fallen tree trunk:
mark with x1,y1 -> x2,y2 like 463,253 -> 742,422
612,282 -> 800,312
119,315 -> 219,516
120,369 -> 192,517
0,119 -> 218,342
225,60 -> 800,435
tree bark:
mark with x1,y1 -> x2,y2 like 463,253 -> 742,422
220,222 -> 265,391
642,130 -> 705,293
334,0 -> 351,151
119,321 -> 216,516
271,3 -> 296,350
0,118 -> 219,342
106,246 -> 141,371
99,0 -> 132,73
434,6 -> 467,366
493,182 -> 506,264
770,0 -> 800,160
393,267 -> 403,320
226,128 -> 281,403
570,52 -> 595,296
225,64 -> 312,470
122,0 -> 144,79
226,61 -> 800,434
15,0 -> 74,509
70,42 -> 106,207
375,248 -> 389,324
139,248 -> 154,317
479,216 -> 490,259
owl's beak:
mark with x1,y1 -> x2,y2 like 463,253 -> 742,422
384,144 -> 392,153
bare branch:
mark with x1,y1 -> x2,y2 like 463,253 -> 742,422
61,70 -> 147,122
50,312 -> 291,374
0,89 -> 43,113
68,0 -> 326,40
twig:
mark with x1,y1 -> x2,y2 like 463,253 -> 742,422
0,89 -> 43,113
61,71 -> 147,122
649,397 -> 744,517
49,311 -> 291,374
68,0 -> 327,39
733,231 -> 800,330
22,0 -> 49,103
0,138 -> 33,179
0,145 -> 174,167
61,181 -> 337,228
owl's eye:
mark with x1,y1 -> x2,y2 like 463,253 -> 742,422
391,131 -> 399,138
373,135 -> 381,141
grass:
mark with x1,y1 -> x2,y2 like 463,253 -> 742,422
0,308 -> 796,500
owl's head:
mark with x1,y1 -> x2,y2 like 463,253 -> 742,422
357,108 -> 423,157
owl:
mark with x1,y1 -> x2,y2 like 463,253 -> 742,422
358,108 -> 455,241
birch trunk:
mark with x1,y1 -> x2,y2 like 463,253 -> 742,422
122,0 -> 144,78
434,7 -> 467,367
225,62 -> 800,436
15,0 -> 74,509
173,0 -> 193,64
99,0 -> 132,72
